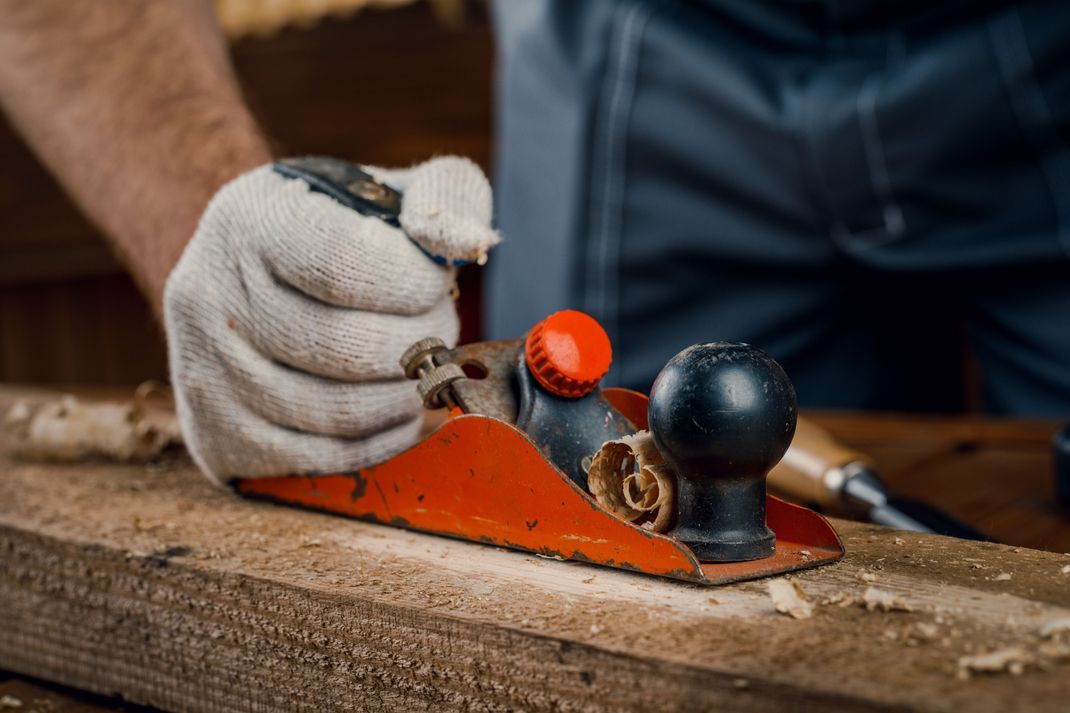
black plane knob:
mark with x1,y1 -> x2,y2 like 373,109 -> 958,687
648,343 -> 797,562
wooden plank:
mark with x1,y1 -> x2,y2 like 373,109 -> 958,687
2,392 -> 1070,712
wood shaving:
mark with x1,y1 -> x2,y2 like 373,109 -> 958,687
956,647 -> 1032,679
587,431 -> 675,532
768,579 -> 813,619
993,572 -> 1012,581
1061,565 -> 1070,575
862,587 -> 913,612
0,695 -> 22,709
3,384 -> 181,463
859,571 -> 878,582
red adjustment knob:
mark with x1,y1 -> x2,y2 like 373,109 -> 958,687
524,310 -> 612,398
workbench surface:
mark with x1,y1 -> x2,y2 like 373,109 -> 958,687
2,386 -> 1069,712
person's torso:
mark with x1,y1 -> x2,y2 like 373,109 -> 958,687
488,0 -> 1070,391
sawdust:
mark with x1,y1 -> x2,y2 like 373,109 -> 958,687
862,587 -> 914,612
822,591 -> 858,607
0,696 -> 22,709
957,647 -> 1033,678
587,431 -> 675,532
768,579 -> 813,619
880,622 -> 942,647
907,622 -> 940,644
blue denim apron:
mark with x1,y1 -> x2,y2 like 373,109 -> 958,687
487,0 -> 1070,415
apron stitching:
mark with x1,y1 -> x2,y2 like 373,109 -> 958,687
584,0 -> 656,383
987,8 -> 1070,262
857,72 -> 906,242
838,25 -> 907,253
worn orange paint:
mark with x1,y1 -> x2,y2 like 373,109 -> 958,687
236,389 -> 843,584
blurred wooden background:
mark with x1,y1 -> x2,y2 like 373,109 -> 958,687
0,1 -> 494,385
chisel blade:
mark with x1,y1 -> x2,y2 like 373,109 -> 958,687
868,497 -> 992,542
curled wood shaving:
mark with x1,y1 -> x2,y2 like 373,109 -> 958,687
768,579 -> 813,619
588,431 -> 675,533
3,384 -> 182,462
861,587 -> 913,612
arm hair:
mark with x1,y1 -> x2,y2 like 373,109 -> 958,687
0,0 -> 272,313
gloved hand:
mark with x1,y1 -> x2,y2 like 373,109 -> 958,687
164,156 -> 499,485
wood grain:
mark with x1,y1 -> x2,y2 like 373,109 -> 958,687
2,392 -> 1070,712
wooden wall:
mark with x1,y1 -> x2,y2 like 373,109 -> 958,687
0,2 -> 494,385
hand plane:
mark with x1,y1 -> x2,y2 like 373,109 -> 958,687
236,310 -> 843,585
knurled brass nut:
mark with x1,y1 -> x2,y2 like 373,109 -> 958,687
417,363 -> 466,409
400,337 -> 449,378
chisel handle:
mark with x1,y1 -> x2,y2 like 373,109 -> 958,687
769,418 -> 876,509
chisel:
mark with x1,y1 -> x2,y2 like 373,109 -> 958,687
770,419 -> 992,541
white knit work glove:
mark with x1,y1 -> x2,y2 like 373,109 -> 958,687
164,156 -> 499,485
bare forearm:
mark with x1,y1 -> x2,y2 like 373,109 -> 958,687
0,0 -> 271,313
